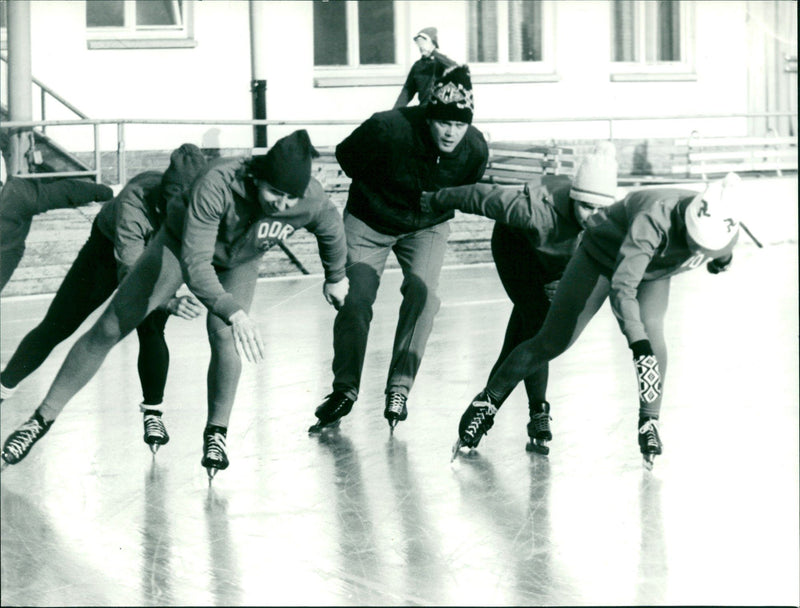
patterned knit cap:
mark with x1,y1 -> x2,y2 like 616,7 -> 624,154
685,172 -> 742,252
425,64 -> 474,124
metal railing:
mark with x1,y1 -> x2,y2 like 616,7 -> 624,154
2,112 -> 796,185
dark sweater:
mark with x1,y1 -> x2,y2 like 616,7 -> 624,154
336,106 -> 488,236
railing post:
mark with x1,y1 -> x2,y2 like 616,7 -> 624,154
94,123 -> 102,184
41,88 -> 47,135
117,122 -> 127,186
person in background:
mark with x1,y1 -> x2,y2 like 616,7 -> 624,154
310,65 -> 488,434
0,177 -> 114,291
421,143 -> 618,453
0,145 -> 207,455
0,130 -> 349,481
452,173 -> 743,470
393,27 -> 457,109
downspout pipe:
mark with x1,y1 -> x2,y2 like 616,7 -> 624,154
249,1 -> 267,148
6,0 -> 33,175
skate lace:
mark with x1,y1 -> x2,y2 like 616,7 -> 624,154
4,418 -> 45,459
639,419 -> 661,447
386,393 -> 406,416
465,400 -> 498,439
205,432 -> 227,462
143,415 -> 167,439
530,411 -> 551,433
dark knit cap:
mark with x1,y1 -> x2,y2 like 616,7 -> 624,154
160,143 -> 207,211
414,27 -> 439,48
250,130 -> 320,198
425,64 -> 474,124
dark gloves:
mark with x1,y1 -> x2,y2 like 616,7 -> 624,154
419,191 -> 435,213
631,340 -> 662,405
707,254 -> 733,274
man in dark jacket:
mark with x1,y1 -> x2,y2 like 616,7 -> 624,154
0,177 -> 114,291
394,27 -> 457,108
311,65 -> 489,433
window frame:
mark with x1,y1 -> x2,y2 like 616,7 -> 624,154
314,0 -> 407,88
86,0 -> 196,50
467,0 -> 559,84
610,0 -> 696,82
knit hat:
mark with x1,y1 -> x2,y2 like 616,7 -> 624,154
160,143 -> 207,212
250,129 -> 320,198
569,142 -> 618,207
685,172 -> 742,252
414,27 -> 439,48
426,65 -> 474,124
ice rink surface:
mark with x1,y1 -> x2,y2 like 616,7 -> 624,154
1,241 -> 798,606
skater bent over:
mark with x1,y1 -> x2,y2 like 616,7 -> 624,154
0,130 -> 348,480
453,173 -> 744,469
0,145 -> 207,453
310,65 -> 488,433
421,143 -> 618,453
0,177 -> 113,291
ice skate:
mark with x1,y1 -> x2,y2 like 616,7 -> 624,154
525,400 -> 552,455
308,391 -> 354,433
383,392 -> 408,433
451,390 -> 499,461
0,412 -> 54,471
142,410 -> 170,455
638,417 -> 662,471
202,425 -> 229,483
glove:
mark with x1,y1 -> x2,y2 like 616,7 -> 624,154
323,277 -> 349,310
165,294 -> 204,320
631,340 -> 662,405
707,254 -> 733,274
543,280 -> 560,302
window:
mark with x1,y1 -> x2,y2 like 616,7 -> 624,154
86,0 -> 195,48
611,0 -> 695,80
466,0 -> 556,82
314,0 -> 395,67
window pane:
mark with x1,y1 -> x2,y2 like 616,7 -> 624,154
509,0 -> 542,62
657,0 -> 680,61
468,0 -> 498,62
612,0 -> 636,61
313,0 -> 347,66
86,0 -> 125,28
358,0 -> 394,65
136,0 -> 182,27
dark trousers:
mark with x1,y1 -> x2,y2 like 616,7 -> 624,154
488,223 -> 555,405
1,221 -> 172,406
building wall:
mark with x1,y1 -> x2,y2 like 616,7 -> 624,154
2,0 -> 764,153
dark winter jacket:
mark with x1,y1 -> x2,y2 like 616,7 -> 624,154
336,106 -> 488,236
393,50 -> 458,108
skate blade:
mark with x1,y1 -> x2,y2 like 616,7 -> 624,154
526,440 -> 550,455
206,467 -> 219,484
149,444 -> 160,455
0,458 -> 9,473
642,454 -> 656,471
308,419 -> 341,434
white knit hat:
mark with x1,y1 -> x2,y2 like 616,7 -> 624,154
685,172 -> 742,252
569,141 -> 618,207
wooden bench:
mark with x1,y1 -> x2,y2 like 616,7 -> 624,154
482,142 -> 576,184
671,132 -> 798,180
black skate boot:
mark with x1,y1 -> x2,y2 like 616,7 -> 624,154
1,412 -> 54,471
638,417 -> 663,470
202,425 -> 229,483
526,400 -> 553,455
383,392 -> 408,433
309,391 -> 354,433
142,409 -> 170,455
451,390 -> 499,461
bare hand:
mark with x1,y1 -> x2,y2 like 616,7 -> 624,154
166,295 -> 204,319
543,280 -> 560,302
323,277 -> 349,310
228,310 -> 265,363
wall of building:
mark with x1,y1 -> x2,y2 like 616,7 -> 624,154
2,0 -> 761,154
